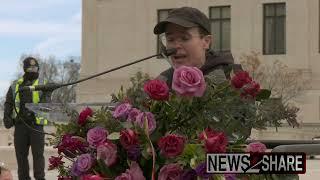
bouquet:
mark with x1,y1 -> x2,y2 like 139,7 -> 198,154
49,66 -> 293,180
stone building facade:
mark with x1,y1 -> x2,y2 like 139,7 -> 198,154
78,0 -> 320,140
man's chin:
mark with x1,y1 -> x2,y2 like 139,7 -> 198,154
173,64 -> 183,69
172,61 -> 187,69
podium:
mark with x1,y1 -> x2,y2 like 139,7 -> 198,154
25,102 -> 117,122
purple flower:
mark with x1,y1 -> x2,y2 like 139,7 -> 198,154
135,112 -> 156,134
113,103 -> 132,119
158,163 -> 183,180
114,162 -> 145,180
195,162 -> 211,179
180,169 -> 197,180
71,154 -> 94,176
97,142 -> 118,167
127,145 -> 141,161
87,127 -> 108,148
127,108 -> 141,122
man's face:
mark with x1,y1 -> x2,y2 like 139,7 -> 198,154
164,23 -> 212,68
25,66 -> 39,73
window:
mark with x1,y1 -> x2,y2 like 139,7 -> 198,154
209,6 -> 231,52
263,3 -> 286,54
157,9 -> 173,57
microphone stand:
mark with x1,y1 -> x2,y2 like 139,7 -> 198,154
16,49 -> 176,136
20,49 -> 176,92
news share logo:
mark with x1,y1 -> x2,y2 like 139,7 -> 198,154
206,153 -> 306,174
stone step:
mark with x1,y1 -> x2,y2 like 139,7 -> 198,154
0,146 -> 57,170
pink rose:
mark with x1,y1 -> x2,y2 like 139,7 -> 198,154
113,103 -> 132,119
115,162 -> 146,180
120,129 -> 139,149
172,66 -> 206,97
135,112 -> 156,134
127,108 -> 141,122
143,79 -> 169,101
78,107 -> 93,126
81,174 -> 104,180
246,142 -> 267,153
158,134 -> 185,158
158,163 -> 183,180
231,71 -> 252,89
87,127 -> 108,148
97,142 -> 118,167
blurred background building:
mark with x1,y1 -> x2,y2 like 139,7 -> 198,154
78,0 -> 320,140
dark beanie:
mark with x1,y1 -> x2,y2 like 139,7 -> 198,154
23,57 -> 39,71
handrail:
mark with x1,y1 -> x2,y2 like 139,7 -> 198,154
271,144 -> 320,155
229,139 -> 320,150
246,140 -> 320,149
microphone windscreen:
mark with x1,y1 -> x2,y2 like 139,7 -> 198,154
163,48 -> 177,56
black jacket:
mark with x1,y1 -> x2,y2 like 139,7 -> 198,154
3,77 -> 51,129
158,50 -> 242,86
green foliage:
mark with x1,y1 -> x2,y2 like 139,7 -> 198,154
111,71 -> 151,111
176,144 -> 205,168
256,89 -> 271,101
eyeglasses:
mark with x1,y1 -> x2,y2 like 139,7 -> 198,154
160,33 -> 203,47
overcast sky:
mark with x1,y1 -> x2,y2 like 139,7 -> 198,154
0,0 -> 81,97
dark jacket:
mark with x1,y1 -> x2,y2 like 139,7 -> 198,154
158,50 -> 241,86
3,77 -> 51,129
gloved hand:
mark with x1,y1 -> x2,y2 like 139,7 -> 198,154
3,117 -> 14,129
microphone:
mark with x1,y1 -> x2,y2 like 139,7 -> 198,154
163,48 -> 177,56
19,48 -> 177,92
19,83 -> 61,92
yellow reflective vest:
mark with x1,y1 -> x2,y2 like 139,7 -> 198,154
11,77 -> 48,125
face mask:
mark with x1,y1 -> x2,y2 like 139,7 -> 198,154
24,72 -> 39,81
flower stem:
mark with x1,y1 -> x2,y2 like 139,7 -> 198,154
144,116 -> 156,180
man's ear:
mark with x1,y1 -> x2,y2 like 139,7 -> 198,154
203,35 -> 212,50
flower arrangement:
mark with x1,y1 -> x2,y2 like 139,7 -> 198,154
49,66 -> 293,180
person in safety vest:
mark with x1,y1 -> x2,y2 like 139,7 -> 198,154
2,57 -> 51,180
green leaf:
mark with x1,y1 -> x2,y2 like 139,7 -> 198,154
256,89 -> 271,101
122,121 -> 133,129
97,159 -> 114,177
107,132 -> 120,140
212,174 -> 225,180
